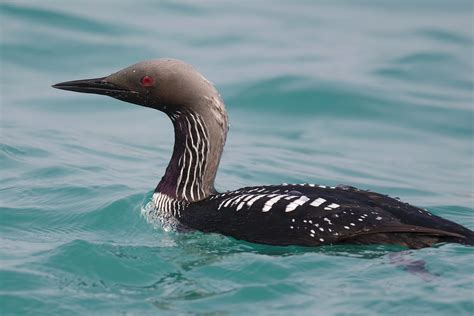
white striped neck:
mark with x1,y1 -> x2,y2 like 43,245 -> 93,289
156,100 -> 228,202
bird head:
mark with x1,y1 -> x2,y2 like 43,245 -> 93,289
53,58 -> 220,115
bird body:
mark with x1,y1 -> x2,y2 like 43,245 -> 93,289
146,183 -> 472,249
53,58 -> 474,249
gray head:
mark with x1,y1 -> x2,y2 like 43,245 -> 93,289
53,58 -> 225,117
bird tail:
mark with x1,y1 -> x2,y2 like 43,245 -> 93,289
448,229 -> 474,246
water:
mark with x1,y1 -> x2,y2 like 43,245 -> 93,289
1,1 -> 473,315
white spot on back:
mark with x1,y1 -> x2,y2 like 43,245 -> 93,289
285,196 -> 310,212
310,198 -> 326,207
247,194 -> 266,207
231,194 -> 248,206
243,195 -> 255,202
224,196 -> 240,208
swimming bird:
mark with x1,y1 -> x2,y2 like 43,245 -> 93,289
53,58 -> 474,249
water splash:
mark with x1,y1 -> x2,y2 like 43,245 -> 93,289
140,199 -> 181,233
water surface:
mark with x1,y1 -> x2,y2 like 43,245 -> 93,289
1,1 -> 473,315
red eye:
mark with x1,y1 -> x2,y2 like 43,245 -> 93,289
140,75 -> 154,87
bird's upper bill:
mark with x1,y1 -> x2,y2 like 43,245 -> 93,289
52,77 -> 138,97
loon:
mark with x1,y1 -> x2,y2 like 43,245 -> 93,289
53,58 -> 474,249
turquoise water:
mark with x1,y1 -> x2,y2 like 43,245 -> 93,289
1,0 -> 473,314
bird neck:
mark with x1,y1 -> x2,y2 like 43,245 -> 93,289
156,101 -> 228,202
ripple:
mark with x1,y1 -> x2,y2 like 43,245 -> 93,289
416,28 -> 473,45
0,3 -> 129,35
1,0 -> 473,315
0,143 -> 50,160
228,76 -> 396,119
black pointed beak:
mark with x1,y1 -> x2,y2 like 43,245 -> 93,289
52,77 -> 136,97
